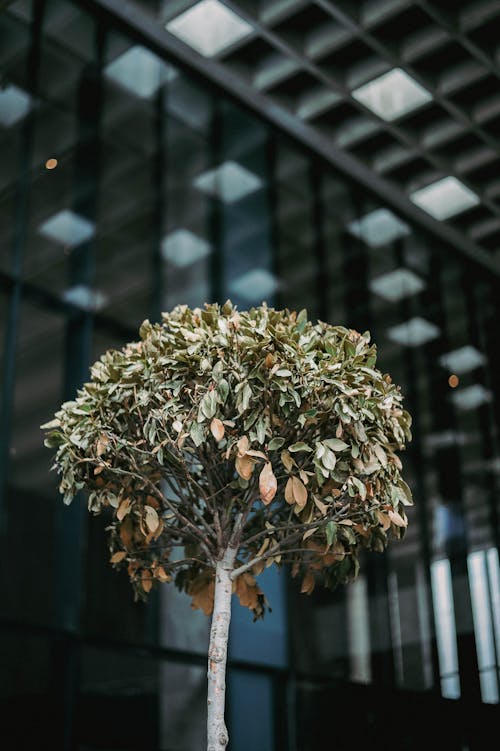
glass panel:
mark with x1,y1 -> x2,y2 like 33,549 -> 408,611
1,301 -> 64,628
227,670 -> 275,751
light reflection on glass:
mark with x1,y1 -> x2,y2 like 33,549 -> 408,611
346,574 -> 371,683
468,550 -> 499,703
486,548 -> 500,668
388,571 -> 404,686
431,558 -> 461,699
415,562 -> 434,688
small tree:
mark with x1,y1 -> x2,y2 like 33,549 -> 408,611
42,301 -> 412,750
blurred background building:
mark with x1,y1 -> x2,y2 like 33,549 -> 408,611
1,0 -> 500,749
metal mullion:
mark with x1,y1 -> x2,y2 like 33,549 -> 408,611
0,0 -> 45,546
393,239 -> 441,693
421,252 -> 482,704
265,132 -> 284,310
208,95 -> 225,305
49,19 -> 107,751
309,160 -> 328,322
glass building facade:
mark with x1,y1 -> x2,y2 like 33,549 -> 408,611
1,1 -> 499,749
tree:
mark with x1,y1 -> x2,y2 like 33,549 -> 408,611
42,301 -> 412,750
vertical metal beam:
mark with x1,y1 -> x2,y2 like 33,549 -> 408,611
266,132 -> 283,311
342,192 -> 396,687
0,0 -> 45,549
422,251 -> 481,703
394,241 -> 441,692
50,19 -> 105,751
208,96 -> 225,305
310,160 -> 328,323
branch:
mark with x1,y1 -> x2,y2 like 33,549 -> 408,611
104,465 -> 217,564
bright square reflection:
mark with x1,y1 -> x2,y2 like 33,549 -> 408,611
369,268 -> 425,302
348,208 -> 410,247
161,229 -> 211,267
410,177 -> 480,220
105,45 -> 175,99
229,268 -> 278,302
38,209 -> 95,248
387,316 -> 440,347
439,345 -> 485,374
352,68 -> 432,121
451,384 -> 492,411
166,0 -> 253,57
62,285 -> 107,312
0,84 -> 31,127
194,161 -> 262,203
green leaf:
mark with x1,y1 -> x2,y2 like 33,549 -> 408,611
217,378 -> 229,403
326,521 -> 337,547
296,308 -> 308,333
323,438 -> 349,451
189,422 -> 204,447
255,416 -> 266,444
239,383 -> 252,413
398,479 -> 413,506
268,437 -> 285,451
322,448 -> 336,471
288,442 -> 313,453
200,390 -> 217,419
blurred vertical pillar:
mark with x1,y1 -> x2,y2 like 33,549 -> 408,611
394,238 -> 441,691
423,252 -> 481,703
0,0 -> 44,556
343,194 -> 396,687
49,19 -> 105,751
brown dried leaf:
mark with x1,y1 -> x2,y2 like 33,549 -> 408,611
235,454 -> 254,480
142,570 -> 153,593
264,352 -> 274,369
259,462 -> 277,505
388,509 -> 407,528
292,476 -> 308,509
144,505 -> 160,533
119,516 -> 134,551
189,577 -> 215,616
299,469 -> 309,485
234,572 -> 262,610
376,509 -> 391,531
110,551 -> 127,564
285,476 -> 295,505
96,434 -> 109,456
246,449 -> 268,460
116,498 -> 132,521
154,565 -> 171,582
281,450 -> 294,472
237,435 -> 250,457
300,571 -> 315,595
210,417 -> 225,442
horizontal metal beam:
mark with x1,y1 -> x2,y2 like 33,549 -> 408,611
76,0 -> 499,279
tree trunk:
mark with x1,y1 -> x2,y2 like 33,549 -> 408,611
207,547 -> 236,751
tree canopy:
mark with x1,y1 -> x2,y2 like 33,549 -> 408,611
43,301 -> 412,619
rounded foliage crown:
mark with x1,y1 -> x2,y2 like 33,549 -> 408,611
43,301 -> 412,618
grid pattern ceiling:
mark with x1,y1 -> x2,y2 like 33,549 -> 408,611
153,0 -> 500,261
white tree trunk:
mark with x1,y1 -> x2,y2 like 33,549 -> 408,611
207,547 -> 236,751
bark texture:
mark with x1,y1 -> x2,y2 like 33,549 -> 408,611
207,547 -> 236,751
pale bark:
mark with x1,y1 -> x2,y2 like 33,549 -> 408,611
207,546 -> 236,751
